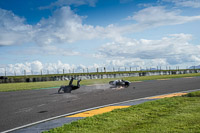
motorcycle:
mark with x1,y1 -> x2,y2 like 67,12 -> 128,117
109,79 -> 131,88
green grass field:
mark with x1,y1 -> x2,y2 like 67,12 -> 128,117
44,91 -> 200,133
0,73 -> 200,92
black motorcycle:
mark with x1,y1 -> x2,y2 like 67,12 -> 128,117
109,79 -> 131,88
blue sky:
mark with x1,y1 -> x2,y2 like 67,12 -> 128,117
0,0 -> 200,75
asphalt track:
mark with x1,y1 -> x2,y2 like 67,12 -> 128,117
0,77 -> 200,132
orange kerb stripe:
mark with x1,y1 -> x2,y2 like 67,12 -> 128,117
146,93 -> 187,99
67,106 -> 130,117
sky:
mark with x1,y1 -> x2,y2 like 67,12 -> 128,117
0,0 -> 200,75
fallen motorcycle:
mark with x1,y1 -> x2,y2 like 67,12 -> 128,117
109,79 -> 131,88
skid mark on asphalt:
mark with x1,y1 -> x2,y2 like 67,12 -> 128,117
146,93 -> 187,99
15,107 -> 33,114
37,104 -> 46,107
67,106 -> 130,117
112,87 -> 126,90
86,84 -> 105,86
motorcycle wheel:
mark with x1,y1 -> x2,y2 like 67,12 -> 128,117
109,81 -> 114,85
125,82 -> 129,88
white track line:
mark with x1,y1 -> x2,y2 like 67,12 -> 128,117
2,88 -> 200,133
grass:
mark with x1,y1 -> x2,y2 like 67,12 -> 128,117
184,91 -> 200,97
0,73 -> 200,92
0,80 -> 66,92
43,91 -> 200,133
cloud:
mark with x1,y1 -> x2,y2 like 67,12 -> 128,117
39,0 -> 98,10
105,58 -> 168,69
34,6 -> 103,45
0,6 -> 123,46
1,35 -> 200,77
30,61 -> 43,72
113,6 -> 200,36
0,7 -> 109,47
126,6 -> 200,27
1,6 -> 200,47
0,60 -> 69,76
0,8 -> 32,46
42,45 -> 80,56
0,60 -> 106,76
96,33 -> 200,66
163,0 -> 200,8
16,45 -> 80,56
0,58 -> 173,76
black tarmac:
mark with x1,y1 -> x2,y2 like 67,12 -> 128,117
0,77 -> 200,132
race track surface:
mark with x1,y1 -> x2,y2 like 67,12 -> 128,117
0,77 -> 200,132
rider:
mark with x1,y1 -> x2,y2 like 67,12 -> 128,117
72,79 -> 81,90
58,78 -> 81,93
68,77 -> 81,90
69,77 -> 74,86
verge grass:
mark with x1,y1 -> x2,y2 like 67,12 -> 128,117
0,73 -> 200,92
44,91 -> 200,133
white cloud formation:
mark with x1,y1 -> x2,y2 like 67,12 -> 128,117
1,5 -> 200,69
0,60 -> 107,76
30,61 -> 43,72
1,6 -> 200,47
0,8 -> 32,46
114,6 -> 200,36
0,6 -> 124,46
42,45 -> 80,56
96,33 -> 200,66
163,0 -> 200,8
19,45 -> 80,56
126,6 -> 200,27
105,58 -> 168,70
1,35 -> 200,76
34,6 -> 103,45
39,0 -> 98,10
0,6 -> 112,46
